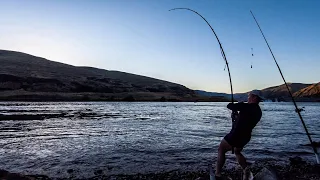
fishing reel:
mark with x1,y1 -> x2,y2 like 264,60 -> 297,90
295,107 -> 305,113
231,111 -> 239,122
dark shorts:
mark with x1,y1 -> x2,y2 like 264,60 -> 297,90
224,133 -> 251,148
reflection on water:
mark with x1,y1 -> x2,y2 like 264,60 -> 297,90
0,102 -> 319,178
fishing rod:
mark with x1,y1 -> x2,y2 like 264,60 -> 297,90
169,8 -> 238,159
250,10 -> 319,164
168,8 -> 235,104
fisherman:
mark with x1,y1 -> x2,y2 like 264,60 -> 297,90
215,90 -> 263,180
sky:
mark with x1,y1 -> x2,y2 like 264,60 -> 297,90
0,0 -> 319,93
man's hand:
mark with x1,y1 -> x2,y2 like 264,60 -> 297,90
231,111 -> 239,122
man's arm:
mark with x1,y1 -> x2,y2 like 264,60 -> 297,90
227,102 -> 247,111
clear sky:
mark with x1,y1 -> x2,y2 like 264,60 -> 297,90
0,0 -> 319,93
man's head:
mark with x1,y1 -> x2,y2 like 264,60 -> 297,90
248,90 -> 264,104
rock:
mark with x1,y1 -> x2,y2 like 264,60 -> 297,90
94,169 -> 103,175
0,169 -> 9,177
289,156 -> 305,166
254,167 -> 279,180
67,169 -> 73,173
0,169 -> 34,180
195,177 -> 206,180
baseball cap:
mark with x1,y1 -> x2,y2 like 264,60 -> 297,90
249,90 -> 265,101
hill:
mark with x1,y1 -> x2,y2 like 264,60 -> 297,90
196,83 -> 320,102
261,83 -> 312,99
0,50 -> 228,102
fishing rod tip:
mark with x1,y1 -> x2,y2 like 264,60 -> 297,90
168,8 -> 179,11
168,8 -> 189,11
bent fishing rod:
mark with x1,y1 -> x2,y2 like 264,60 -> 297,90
250,10 -> 319,164
169,8 -> 238,158
168,8 -> 235,104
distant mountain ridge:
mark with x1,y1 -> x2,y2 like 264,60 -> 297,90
196,83 -> 320,102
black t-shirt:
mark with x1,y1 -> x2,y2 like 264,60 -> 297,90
227,102 -> 262,137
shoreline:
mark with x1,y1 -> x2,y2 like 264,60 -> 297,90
1,157 -> 319,180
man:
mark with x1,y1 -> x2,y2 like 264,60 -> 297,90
215,90 -> 263,180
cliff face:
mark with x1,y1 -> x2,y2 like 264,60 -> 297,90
293,83 -> 320,98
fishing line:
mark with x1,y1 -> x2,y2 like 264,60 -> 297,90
250,10 -> 319,164
251,48 -> 254,68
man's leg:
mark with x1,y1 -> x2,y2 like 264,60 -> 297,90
235,147 -> 254,180
234,147 -> 247,170
215,138 -> 232,177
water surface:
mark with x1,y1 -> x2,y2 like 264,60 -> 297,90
0,102 -> 319,178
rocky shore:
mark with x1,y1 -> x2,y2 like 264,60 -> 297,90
1,157 -> 319,180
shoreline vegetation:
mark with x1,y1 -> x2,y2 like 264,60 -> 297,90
0,91 -> 230,102
0,90 -> 319,102
0,157 -> 319,180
